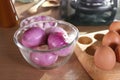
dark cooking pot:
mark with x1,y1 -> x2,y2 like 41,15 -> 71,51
60,0 -> 118,26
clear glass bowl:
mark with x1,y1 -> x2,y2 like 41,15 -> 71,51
13,17 -> 78,70
20,15 -> 56,27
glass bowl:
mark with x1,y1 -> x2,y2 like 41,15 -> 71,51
20,15 -> 55,27
13,17 -> 78,70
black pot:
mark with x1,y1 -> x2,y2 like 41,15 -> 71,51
60,0 -> 118,26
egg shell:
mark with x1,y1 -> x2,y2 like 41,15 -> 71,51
30,46 -> 58,67
74,29 -> 120,80
46,27 -> 67,34
102,31 -> 120,50
48,32 -> 72,56
46,26 -> 69,40
109,21 -> 120,34
21,27 -> 47,47
54,43 -> 74,56
94,45 -> 116,70
48,32 -> 68,48
115,45 -> 120,62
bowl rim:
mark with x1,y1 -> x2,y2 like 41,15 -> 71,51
13,20 -> 79,53
20,15 -> 55,27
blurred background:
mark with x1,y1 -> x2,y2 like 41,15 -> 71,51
115,0 -> 120,20
14,0 -> 120,26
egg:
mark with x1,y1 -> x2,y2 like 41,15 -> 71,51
48,32 -> 71,56
30,52 -> 58,67
21,27 -> 47,47
115,45 -> 120,62
48,32 -> 68,48
94,45 -> 116,70
30,46 -> 58,67
102,31 -> 120,50
109,21 -> 120,34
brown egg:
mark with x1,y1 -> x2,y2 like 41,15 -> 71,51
94,45 -> 116,70
109,21 -> 120,34
115,45 -> 120,62
102,31 -> 120,50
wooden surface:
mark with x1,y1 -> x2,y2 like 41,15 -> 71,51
0,2 -> 109,80
0,27 -> 92,80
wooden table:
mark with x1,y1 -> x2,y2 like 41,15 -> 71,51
0,2 -> 109,80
